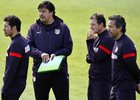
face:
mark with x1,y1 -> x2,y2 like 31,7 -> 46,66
39,7 -> 53,24
90,19 -> 102,34
108,20 -> 120,39
3,21 -> 13,37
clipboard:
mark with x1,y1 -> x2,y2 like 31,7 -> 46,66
38,55 -> 65,73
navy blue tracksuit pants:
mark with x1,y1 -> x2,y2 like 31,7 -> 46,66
110,88 -> 136,100
1,85 -> 24,100
33,71 -> 69,100
88,78 -> 111,100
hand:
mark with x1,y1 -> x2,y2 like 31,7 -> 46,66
87,30 -> 95,40
136,83 -> 140,94
86,54 -> 92,63
41,53 -> 49,63
50,54 -> 56,60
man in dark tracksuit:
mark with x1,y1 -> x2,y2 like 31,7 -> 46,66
86,13 -> 115,100
1,15 -> 30,100
108,15 -> 140,100
26,1 -> 73,100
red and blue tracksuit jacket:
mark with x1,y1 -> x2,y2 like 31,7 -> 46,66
86,30 -> 115,82
111,33 -> 140,90
2,34 -> 30,95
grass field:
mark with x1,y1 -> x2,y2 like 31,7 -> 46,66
0,0 -> 140,99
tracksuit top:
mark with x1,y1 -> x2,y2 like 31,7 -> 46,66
111,34 -> 140,90
86,30 -> 115,82
2,34 -> 30,93
26,16 -> 73,73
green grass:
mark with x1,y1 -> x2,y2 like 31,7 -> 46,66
0,0 -> 140,99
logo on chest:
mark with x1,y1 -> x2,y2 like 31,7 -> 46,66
36,31 -> 42,34
112,53 -> 118,59
55,29 -> 60,35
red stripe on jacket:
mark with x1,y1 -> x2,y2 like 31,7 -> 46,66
99,45 -> 111,54
9,52 -> 22,58
123,53 -> 135,59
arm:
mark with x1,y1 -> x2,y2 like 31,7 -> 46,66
86,31 -> 95,64
122,44 -> 140,83
27,26 -> 51,63
2,43 -> 22,93
26,26 -> 43,58
87,38 -> 114,63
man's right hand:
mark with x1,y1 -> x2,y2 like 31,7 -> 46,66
87,30 -> 95,40
136,83 -> 140,94
41,53 -> 49,63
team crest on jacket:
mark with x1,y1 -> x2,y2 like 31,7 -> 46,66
112,53 -> 118,59
55,29 -> 60,35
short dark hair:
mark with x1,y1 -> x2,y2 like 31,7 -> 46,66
3,15 -> 21,32
38,1 -> 56,18
108,15 -> 126,33
90,13 -> 106,27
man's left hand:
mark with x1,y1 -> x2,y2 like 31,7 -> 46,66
50,54 -> 56,60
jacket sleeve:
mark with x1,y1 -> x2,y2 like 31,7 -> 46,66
26,26 -> 43,58
122,43 -> 140,83
54,24 -> 73,57
2,43 -> 22,93
87,38 -> 114,63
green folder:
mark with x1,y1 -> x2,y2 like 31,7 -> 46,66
38,55 -> 65,73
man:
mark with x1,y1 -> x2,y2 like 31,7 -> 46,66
26,1 -> 73,100
1,15 -> 30,100
108,15 -> 140,100
86,13 -> 115,100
